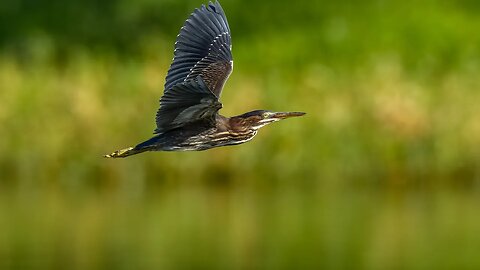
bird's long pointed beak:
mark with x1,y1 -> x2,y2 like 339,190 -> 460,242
270,111 -> 306,119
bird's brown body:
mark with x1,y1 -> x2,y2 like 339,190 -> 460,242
105,1 -> 304,158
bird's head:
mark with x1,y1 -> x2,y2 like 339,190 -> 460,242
233,110 -> 306,131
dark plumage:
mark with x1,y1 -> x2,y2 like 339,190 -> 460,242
105,1 -> 305,158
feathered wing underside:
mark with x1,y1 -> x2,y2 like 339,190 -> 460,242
155,77 -> 222,133
163,1 -> 233,97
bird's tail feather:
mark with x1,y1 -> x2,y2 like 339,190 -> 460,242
104,146 -> 147,158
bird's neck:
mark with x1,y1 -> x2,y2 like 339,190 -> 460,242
205,114 -> 257,147
214,114 -> 252,133
224,115 -> 250,133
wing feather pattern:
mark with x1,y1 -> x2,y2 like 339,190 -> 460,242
155,77 -> 222,133
163,1 -> 232,95
155,1 -> 232,133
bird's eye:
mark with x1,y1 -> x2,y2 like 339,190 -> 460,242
262,112 -> 269,118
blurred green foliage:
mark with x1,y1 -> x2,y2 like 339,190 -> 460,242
1,0 -> 480,269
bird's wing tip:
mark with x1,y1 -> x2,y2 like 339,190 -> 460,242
207,1 -> 222,14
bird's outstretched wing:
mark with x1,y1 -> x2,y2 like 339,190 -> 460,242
155,1 -> 232,133
163,1 -> 232,97
155,77 -> 222,133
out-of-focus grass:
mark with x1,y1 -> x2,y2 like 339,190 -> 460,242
1,0 -> 480,269
1,50 -> 479,185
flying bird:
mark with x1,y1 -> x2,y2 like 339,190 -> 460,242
105,1 -> 305,158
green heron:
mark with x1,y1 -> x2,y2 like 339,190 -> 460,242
105,1 -> 305,158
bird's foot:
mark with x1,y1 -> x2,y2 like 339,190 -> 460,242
104,147 -> 134,158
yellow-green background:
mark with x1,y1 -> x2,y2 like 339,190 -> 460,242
1,0 -> 480,269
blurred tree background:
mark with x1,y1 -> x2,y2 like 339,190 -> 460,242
1,0 -> 480,269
